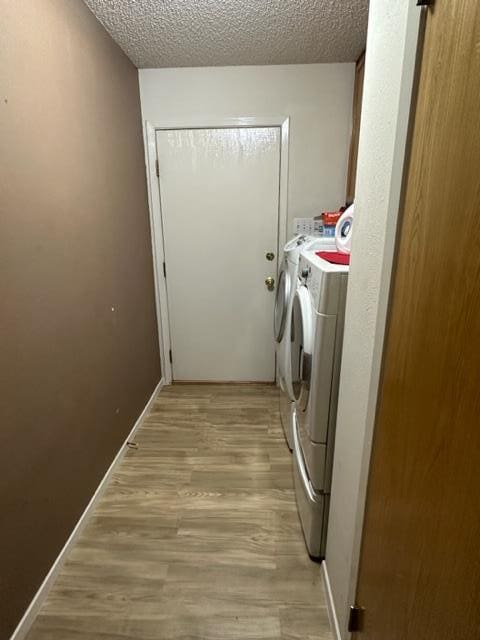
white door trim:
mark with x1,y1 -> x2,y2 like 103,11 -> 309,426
144,117 -> 290,384
322,561 -> 342,640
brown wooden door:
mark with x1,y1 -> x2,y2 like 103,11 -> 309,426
346,51 -> 365,204
354,2 -> 480,639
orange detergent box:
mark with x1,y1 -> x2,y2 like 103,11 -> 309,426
322,210 -> 344,226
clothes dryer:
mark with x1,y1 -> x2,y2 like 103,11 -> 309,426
274,235 -> 335,449
290,250 -> 348,557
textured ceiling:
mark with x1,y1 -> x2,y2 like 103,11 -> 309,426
84,0 -> 369,68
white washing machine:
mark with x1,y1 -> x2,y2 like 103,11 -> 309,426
290,250 -> 348,558
274,235 -> 335,450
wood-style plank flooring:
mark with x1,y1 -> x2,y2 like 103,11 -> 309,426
26,384 -> 333,640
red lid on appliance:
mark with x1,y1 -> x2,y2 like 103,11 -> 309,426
316,251 -> 350,265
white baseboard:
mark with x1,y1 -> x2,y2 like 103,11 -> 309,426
10,378 -> 165,640
322,560 -> 342,640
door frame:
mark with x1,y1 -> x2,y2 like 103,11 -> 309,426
144,116 -> 290,384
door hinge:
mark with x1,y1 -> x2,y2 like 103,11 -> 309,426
169,349 -> 173,364
163,261 -> 166,278
348,605 -> 365,633
416,0 -> 434,5
155,159 -> 160,178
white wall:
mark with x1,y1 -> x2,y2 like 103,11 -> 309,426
139,64 -> 354,233
325,2 -> 422,638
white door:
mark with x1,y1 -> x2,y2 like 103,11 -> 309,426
156,127 -> 281,382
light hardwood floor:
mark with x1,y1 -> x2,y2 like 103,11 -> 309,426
26,384 -> 333,640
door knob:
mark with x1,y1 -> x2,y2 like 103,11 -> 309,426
265,276 -> 275,291
266,251 -> 275,261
